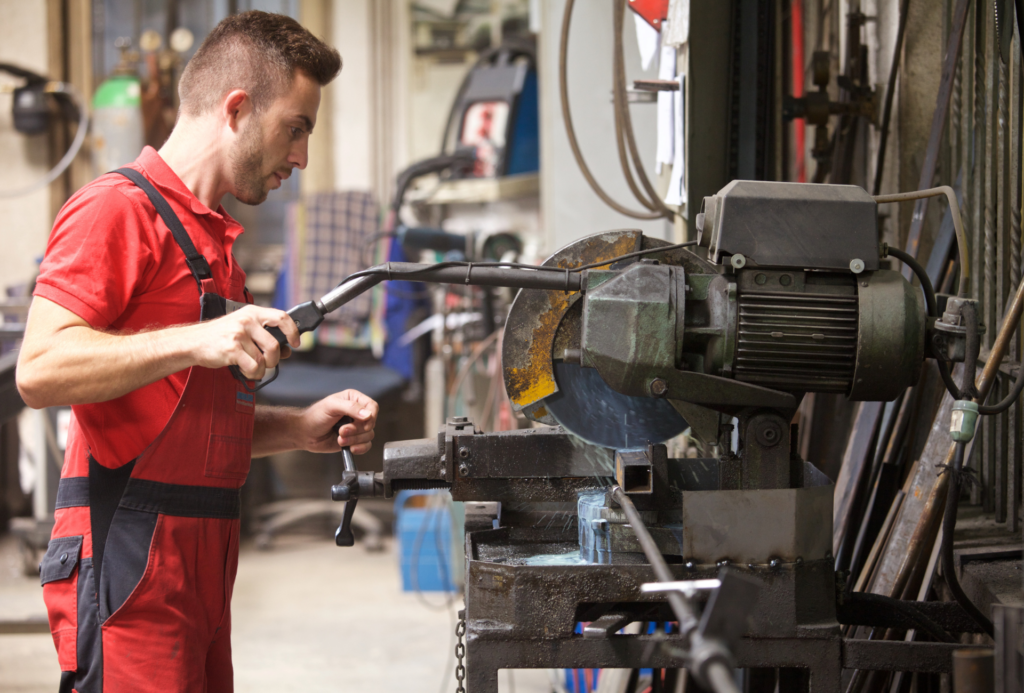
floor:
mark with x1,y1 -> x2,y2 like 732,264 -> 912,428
0,533 -> 552,693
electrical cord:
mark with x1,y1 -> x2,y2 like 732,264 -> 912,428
843,592 -> 956,642
332,241 -> 699,290
940,441 -> 995,636
873,187 -> 970,298
611,0 -> 674,218
884,245 -> 966,401
0,81 -> 88,199
559,0 -> 664,220
977,366 -> 1024,414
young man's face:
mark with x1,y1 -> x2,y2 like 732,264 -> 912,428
231,70 -> 321,205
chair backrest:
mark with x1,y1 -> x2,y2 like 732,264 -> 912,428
282,191 -> 380,348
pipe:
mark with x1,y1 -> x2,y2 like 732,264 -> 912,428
873,187 -> 970,297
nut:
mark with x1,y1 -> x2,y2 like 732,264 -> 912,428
649,378 -> 669,397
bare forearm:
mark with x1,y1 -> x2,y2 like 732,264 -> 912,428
17,322 -> 200,408
252,405 -> 304,458
17,297 -> 300,409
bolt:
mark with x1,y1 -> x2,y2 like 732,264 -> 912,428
730,254 -> 747,269
747,563 -> 756,570
459,464 -> 469,476
769,558 -> 781,569
849,258 -> 865,274
649,378 -> 669,397
459,447 -> 470,459
716,559 -> 729,568
684,560 -> 695,570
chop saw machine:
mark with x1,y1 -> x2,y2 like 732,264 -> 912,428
271,180 -> 985,692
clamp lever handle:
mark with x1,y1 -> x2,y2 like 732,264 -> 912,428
330,416 -> 358,547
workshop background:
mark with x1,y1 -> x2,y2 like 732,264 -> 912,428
0,0 -> 1021,692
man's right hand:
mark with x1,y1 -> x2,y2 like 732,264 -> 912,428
190,305 -> 301,381
16,297 -> 302,408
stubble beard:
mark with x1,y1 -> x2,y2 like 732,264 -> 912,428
232,116 -> 269,206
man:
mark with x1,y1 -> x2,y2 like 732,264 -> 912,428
16,12 -> 375,692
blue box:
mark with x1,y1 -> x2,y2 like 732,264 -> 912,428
395,490 -> 458,592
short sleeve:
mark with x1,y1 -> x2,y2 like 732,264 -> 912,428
34,183 -> 156,328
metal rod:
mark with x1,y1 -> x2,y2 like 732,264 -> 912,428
610,486 -> 740,693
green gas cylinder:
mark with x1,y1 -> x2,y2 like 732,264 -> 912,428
91,39 -> 144,174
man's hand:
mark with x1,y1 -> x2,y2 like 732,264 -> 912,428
16,297 -> 302,408
190,305 -> 301,381
298,389 -> 379,455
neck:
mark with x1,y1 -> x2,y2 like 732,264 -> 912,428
158,117 -> 231,211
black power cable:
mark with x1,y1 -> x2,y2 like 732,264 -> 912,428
940,441 -> 995,636
843,592 -> 956,643
885,246 -> 964,401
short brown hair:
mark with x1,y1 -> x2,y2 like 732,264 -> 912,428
178,11 -> 341,117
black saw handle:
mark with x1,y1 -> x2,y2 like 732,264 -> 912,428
330,416 -> 358,547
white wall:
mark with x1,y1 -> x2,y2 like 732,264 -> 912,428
0,1 -> 50,291
331,0 -> 374,192
537,0 -> 671,255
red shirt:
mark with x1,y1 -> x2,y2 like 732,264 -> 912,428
34,146 -> 248,469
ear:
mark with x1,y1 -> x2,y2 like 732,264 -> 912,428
222,89 -> 252,133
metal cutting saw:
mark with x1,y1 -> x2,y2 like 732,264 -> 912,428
269,180 -> 987,692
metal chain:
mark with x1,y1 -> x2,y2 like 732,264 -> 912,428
455,610 -> 466,693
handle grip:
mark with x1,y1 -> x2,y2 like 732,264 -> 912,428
335,497 -> 357,547
265,325 -> 288,347
332,415 -> 358,547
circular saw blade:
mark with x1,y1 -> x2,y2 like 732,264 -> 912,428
544,362 -> 687,450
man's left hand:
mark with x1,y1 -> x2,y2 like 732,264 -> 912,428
300,389 -> 379,454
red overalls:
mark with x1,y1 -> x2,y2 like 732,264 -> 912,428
40,168 -> 255,693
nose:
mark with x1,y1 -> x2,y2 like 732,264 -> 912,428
290,138 -> 309,171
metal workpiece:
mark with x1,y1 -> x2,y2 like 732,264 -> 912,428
577,489 -> 672,564
849,269 -> 926,401
703,180 -> 880,272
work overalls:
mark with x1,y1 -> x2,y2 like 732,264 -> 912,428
40,168 -> 255,693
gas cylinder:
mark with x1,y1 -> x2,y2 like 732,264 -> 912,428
91,38 -> 144,174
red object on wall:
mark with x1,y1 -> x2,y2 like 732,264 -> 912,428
792,0 -> 806,182
627,0 -> 670,31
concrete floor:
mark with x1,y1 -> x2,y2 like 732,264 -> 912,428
0,533 -> 551,693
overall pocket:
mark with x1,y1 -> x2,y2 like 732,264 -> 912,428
205,374 -> 255,482
40,536 -> 83,672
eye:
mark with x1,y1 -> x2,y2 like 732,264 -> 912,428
290,127 -> 302,138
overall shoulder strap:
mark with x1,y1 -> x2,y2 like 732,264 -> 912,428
112,167 -> 213,294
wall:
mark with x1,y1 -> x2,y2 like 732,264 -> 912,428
0,1 -> 51,292
537,0 -> 671,255
331,0 -> 374,193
